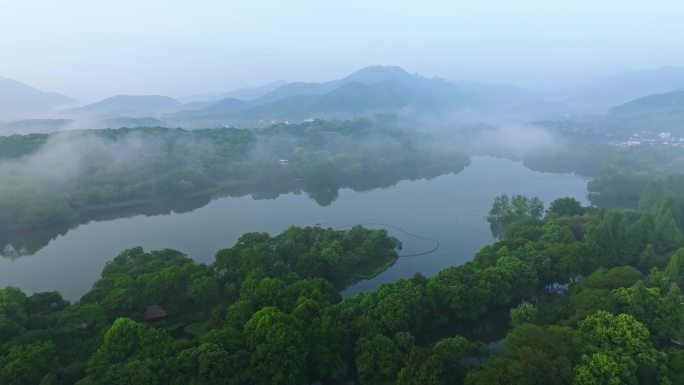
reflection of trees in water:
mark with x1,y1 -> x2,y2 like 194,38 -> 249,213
2,162 -> 468,259
0,193 -> 216,259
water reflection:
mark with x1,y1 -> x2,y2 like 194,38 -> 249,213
1,163 -> 467,258
0,157 -> 589,300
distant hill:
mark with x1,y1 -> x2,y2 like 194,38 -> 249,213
609,90 -> 684,116
452,80 -> 542,107
66,95 -> 183,118
253,65 -> 459,105
221,82 -> 410,119
547,90 -> 684,136
103,117 -> 169,128
253,80 -> 342,105
173,98 -> 248,119
558,66 -> 684,111
0,119 -> 73,135
219,80 -> 288,100
0,76 -> 75,119
170,66 -> 481,124
181,80 -> 289,103
605,90 -> 684,134
509,100 -> 576,120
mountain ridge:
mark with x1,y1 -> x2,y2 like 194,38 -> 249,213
0,76 -> 75,119
169,66 -> 481,123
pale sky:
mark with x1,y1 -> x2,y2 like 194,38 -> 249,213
2,0 -> 684,101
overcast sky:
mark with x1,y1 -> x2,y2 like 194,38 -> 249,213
2,0 -> 684,101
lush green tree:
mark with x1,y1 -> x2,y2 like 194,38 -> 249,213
666,248 -> 684,286
666,349 -> 684,385
574,353 -> 621,385
173,342 -> 245,385
487,194 -> 544,237
551,243 -> 596,283
547,197 -> 585,217
305,312 -> 347,381
585,212 -> 632,266
576,311 -> 665,384
577,266 -> 642,291
362,279 -> 427,334
464,358 -> 512,385
243,307 -> 307,385
654,200 -> 684,251
355,334 -> 402,385
0,340 -> 58,385
569,289 -> 618,322
613,282 -> 684,346
501,324 -> 579,385
397,347 -> 443,385
84,317 -> 180,385
510,301 -> 538,326
431,336 -> 477,384
187,275 -> 220,308
0,287 -> 28,342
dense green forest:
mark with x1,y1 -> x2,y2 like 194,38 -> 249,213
0,119 -> 469,231
2,178 -> 684,384
3,118 -> 684,384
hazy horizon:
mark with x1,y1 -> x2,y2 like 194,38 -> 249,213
3,1 -> 684,101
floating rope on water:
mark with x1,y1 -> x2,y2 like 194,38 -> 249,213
312,207 -> 493,259
453,208 -> 492,237
312,221 -> 440,258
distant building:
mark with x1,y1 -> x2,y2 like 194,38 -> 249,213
143,305 -> 168,321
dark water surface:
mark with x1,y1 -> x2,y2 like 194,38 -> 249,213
0,157 -> 589,300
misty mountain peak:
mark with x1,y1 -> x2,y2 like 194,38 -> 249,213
0,76 -> 43,94
65,95 -> 183,118
0,76 -> 75,120
96,95 -> 181,107
344,65 -> 415,84
610,89 -> 684,115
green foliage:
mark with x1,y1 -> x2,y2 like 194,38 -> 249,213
488,194 -> 544,237
83,317 -> 180,385
667,349 -> 684,385
2,190 -> 684,384
613,282 -> 684,345
577,266 -> 642,291
547,197 -> 586,217
666,248 -> 684,286
510,301 -> 538,326
274,225 -> 400,285
576,311 -> 665,385
503,324 -> 579,385
216,225 -> 399,289
355,334 -> 402,385
574,353 -> 621,385
588,172 -> 652,208
397,336 -> 475,385
244,307 -> 307,385
0,340 -> 58,385
0,133 -> 49,159
81,247 -> 215,319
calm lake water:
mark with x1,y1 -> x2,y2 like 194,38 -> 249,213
0,157 -> 590,300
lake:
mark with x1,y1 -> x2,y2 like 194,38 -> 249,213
0,156 -> 590,300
